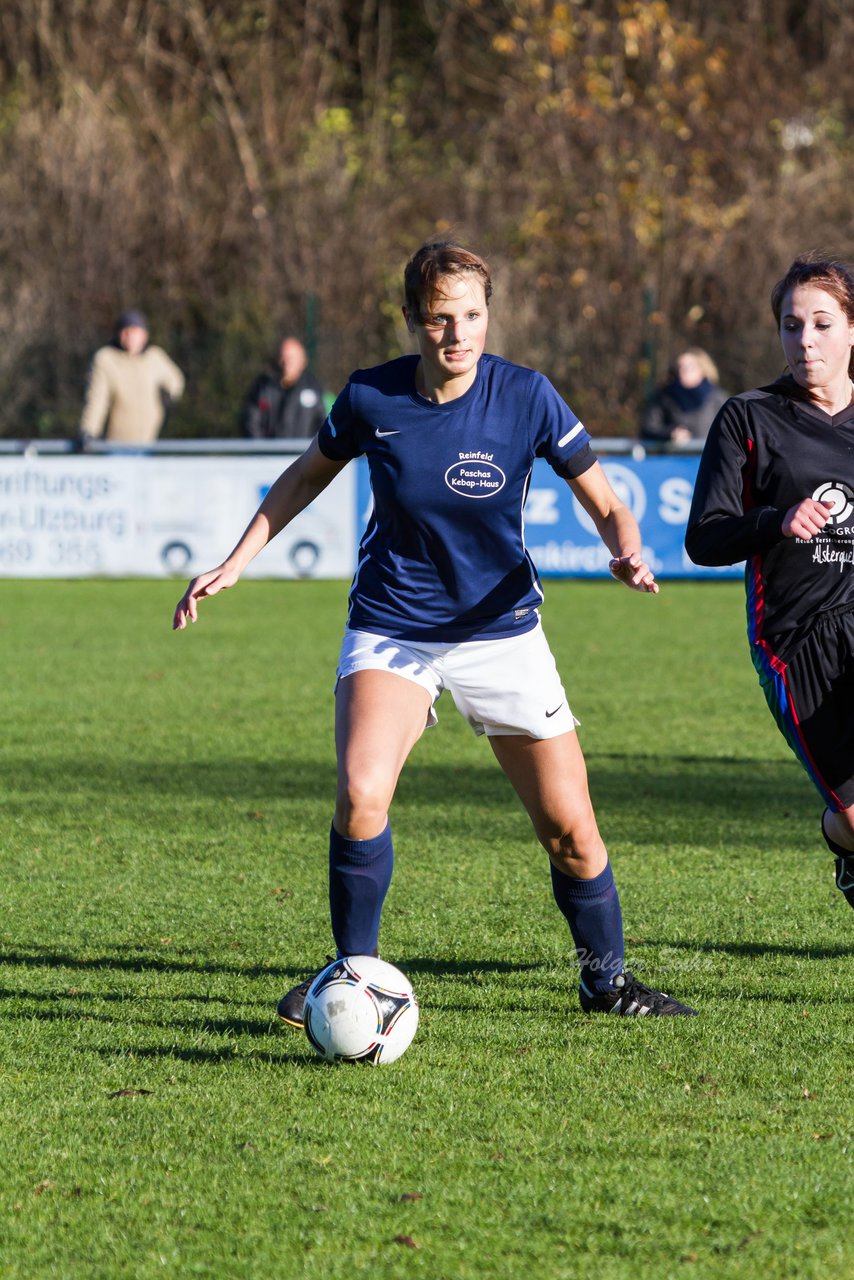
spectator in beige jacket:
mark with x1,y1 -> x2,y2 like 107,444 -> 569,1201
80,309 -> 185,445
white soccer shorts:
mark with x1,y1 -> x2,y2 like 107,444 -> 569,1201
335,620 -> 579,739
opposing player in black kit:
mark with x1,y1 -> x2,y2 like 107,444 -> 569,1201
175,240 -> 697,1023
686,256 -> 854,899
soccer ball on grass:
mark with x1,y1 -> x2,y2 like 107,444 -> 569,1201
303,955 -> 419,1065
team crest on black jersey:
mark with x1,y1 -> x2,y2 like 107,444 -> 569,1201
812,480 -> 854,526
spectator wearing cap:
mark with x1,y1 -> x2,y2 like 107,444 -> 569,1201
80,309 -> 185,445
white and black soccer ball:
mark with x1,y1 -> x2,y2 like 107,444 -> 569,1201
303,955 -> 419,1065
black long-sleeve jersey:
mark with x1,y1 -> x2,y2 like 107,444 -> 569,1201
685,375 -> 854,654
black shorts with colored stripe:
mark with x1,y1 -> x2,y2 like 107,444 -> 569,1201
752,605 -> 854,812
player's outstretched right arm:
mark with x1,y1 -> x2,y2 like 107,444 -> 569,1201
172,438 -> 347,630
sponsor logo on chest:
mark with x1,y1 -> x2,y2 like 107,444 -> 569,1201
444,451 -> 506,499
812,480 -> 854,527
800,480 -> 854,569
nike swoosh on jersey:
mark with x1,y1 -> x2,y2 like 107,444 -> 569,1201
545,704 -> 564,718
375,429 -> 400,437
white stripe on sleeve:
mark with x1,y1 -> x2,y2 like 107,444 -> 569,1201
557,422 -> 585,448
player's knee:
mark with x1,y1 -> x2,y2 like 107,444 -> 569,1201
541,820 -> 604,875
837,805 -> 854,839
335,773 -> 393,836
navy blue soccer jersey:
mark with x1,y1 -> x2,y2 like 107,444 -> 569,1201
317,352 -> 596,641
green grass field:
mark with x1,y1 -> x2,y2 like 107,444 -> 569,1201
2,578 -> 853,1279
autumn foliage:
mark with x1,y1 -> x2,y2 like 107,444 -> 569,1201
1,0 -> 852,437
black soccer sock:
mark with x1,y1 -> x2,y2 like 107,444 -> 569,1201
550,860 -> 624,994
328,821 -> 394,956
821,810 -> 854,908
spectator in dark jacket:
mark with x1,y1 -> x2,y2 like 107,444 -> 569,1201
641,347 -> 728,444
240,336 -> 327,439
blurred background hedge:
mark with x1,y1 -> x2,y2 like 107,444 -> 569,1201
2,0 -> 852,438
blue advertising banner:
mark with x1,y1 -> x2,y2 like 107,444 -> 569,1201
356,454 -> 743,580
525,455 -> 743,579
0,447 -> 743,580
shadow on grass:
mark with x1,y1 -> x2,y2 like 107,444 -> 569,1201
5,747 -> 809,798
0,946 -> 558,1037
707,985 -> 854,1004
0,983 -> 316,1065
0,997 -> 284,1038
0,942 -> 541,980
0,944 -> 296,980
89,1044 -> 318,1067
397,956 -> 542,977
643,937 -> 854,961
0,752 -> 814,855
0,959 -> 553,1063
6,933 -> 848,995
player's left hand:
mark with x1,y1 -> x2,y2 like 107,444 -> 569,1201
609,553 -> 659,594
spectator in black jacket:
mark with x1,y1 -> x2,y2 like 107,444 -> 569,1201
641,347 -> 728,445
240,337 -> 327,439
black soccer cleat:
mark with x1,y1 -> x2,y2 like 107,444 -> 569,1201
579,970 -> 698,1016
835,856 -> 854,909
276,957 -> 335,1028
821,812 -> 854,910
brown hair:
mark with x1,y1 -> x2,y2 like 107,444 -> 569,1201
404,241 -> 492,322
771,255 -> 854,377
771,256 -> 854,324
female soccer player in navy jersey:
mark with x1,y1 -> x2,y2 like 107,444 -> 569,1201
687,256 -> 854,903
175,241 -> 696,1019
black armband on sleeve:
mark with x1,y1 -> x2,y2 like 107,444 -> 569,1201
554,442 -> 596,480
